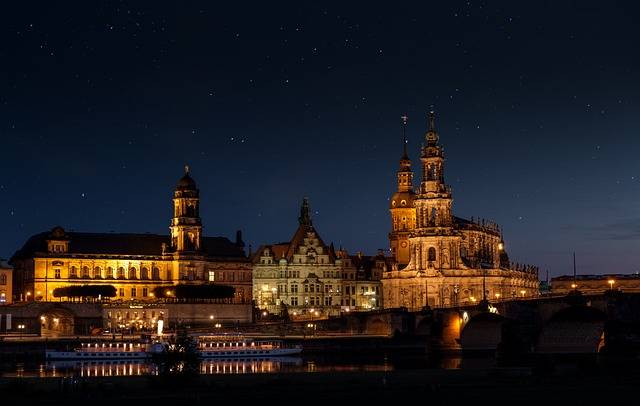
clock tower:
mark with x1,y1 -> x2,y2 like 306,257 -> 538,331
388,115 -> 416,267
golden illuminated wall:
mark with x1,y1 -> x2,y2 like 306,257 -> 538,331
0,267 -> 12,304
382,270 -> 539,310
16,255 -> 252,304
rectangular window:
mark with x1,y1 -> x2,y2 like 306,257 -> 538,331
304,284 -> 309,293
310,284 -> 314,293
54,269 -> 61,279
208,271 -> 215,282
291,284 -> 298,293
324,297 -> 331,306
119,288 -> 124,297
131,288 -> 137,298
290,297 -> 298,306
142,288 -> 148,297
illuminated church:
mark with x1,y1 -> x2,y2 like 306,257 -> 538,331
10,167 -> 252,304
382,113 -> 539,310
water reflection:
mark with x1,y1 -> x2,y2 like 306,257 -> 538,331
2,353 -> 464,378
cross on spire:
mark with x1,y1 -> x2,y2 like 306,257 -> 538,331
401,114 -> 409,159
428,110 -> 436,132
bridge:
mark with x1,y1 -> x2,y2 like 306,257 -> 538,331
307,291 -> 640,355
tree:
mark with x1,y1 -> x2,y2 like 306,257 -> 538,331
52,285 -> 116,300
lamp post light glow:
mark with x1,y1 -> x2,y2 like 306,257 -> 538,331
571,283 -> 577,290
608,279 -> 615,290
520,290 -> 526,298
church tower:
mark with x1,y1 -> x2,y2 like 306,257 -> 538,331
170,165 -> 202,253
410,111 -> 458,275
416,111 -> 453,229
389,115 -> 416,266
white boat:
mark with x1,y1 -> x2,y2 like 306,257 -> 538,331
196,335 -> 302,358
45,341 -> 165,360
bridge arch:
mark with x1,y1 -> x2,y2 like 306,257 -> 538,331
536,305 -> 606,354
39,305 -> 76,337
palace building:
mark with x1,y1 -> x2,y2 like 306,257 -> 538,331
252,198 -> 385,319
383,113 -> 539,310
10,167 -> 252,304
0,260 -> 12,304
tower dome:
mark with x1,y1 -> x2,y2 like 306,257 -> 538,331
176,165 -> 197,190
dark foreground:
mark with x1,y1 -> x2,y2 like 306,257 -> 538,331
1,358 -> 640,405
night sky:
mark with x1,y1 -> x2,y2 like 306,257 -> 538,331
1,1 -> 639,277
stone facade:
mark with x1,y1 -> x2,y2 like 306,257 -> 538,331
383,113 -> 539,310
551,274 -> 640,295
9,167 -> 252,305
0,260 -> 13,304
252,198 -> 386,319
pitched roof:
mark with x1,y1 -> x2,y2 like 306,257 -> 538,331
252,223 -> 336,263
11,230 -> 246,262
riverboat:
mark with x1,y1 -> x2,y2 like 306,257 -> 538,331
45,341 -> 165,360
197,335 -> 302,358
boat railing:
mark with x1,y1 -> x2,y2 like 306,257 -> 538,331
76,343 -> 146,352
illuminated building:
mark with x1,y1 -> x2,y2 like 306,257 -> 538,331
0,260 -> 13,304
252,198 -> 384,318
383,113 -> 539,310
9,167 -> 252,304
551,274 -> 640,295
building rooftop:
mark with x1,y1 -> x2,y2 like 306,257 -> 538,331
11,230 -> 247,261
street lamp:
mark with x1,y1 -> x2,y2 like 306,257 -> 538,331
608,279 -> 615,290
26,291 -> 31,301
570,283 -> 577,290
494,293 -> 501,301
520,290 -> 526,298
17,324 -> 25,339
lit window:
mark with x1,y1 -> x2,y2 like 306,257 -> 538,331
208,271 -> 215,282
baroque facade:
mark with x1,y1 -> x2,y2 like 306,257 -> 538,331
0,260 -> 13,304
10,168 -> 252,304
252,199 -> 385,319
383,113 -> 539,310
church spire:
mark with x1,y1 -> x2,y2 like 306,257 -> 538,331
425,110 -> 439,147
401,114 -> 409,160
298,197 -> 312,226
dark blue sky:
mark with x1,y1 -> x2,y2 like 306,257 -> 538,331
1,1 -> 639,277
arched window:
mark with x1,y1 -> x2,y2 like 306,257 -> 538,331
141,267 -> 149,280
129,267 -> 137,279
152,267 -> 160,280
82,266 -> 90,279
428,247 -> 436,261
93,266 -> 102,279
166,269 -> 173,281
0,274 -> 6,285
107,267 -> 114,279
117,267 -> 125,279
70,266 -> 78,278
